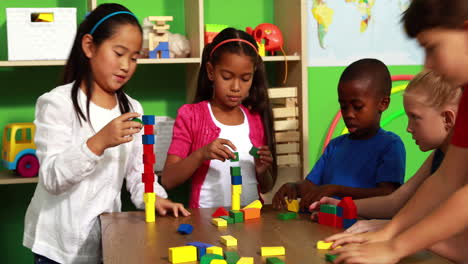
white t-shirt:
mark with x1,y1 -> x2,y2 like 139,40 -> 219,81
23,83 -> 167,264
198,103 -> 259,208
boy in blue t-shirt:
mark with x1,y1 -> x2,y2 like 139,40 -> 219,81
272,58 -> 405,211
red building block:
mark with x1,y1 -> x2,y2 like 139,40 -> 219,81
143,144 -> 154,155
144,125 -> 154,135
144,164 -> 153,174
142,172 -> 155,183
212,207 -> 229,218
318,212 -> 343,228
143,153 -> 156,164
338,197 -> 357,219
144,183 -> 154,193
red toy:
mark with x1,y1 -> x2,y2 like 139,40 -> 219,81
246,23 -> 284,55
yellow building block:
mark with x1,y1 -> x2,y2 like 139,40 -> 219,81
168,245 -> 197,263
232,192 -> 241,211
261,246 -> 285,256
257,42 -> 266,57
220,235 -> 238,246
206,246 -> 223,256
243,200 -> 263,209
144,192 -> 156,222
212,218 -> 228,227
316,240 -> 333,250
232,184 -> 243,194
285,198 -> 299,213
211,260 -> 227,264
237,257 -> 254,264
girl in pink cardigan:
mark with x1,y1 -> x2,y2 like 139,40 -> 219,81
162,28 -> 277,208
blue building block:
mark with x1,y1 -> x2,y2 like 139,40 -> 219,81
142,115 -> 155,125
142,135 -> 154,145
231,175 -> 242,185
186,241 -> 214,260
337,206 -> 343,217
149,42 -> 170,59
177,224 -> 193,235
343,218 -> 357,229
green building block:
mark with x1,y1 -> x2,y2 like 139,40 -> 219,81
200,253 -> 224,264
277,212 -> 297,220
220,215 -> 234,224
229,210 -> 244,223
230,166 -> 241,176
230,152 -> 239,162
131,117 -> 143,124
325,253 -> 338,262
249,146 -> 260,158
224,251 -> 240,264
266,257 -> 285,264
320,204 -> 339,215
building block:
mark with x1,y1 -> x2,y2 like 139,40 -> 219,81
230,166 -> 241,176
249,146 -> 260,158
325,253 -> 338,262
177,224 -> 193,235
320,204 -> 343,217
212,207 -> 229,218
143,192 -> 155,222
212,218 -> 228,227
200,253 -> 224,264
144,183 -> 154,193
186,242 -> 214,260
220,215 -> 234,224
338,197 -> 357,219
230,152 -> 239,162
220,235 -> 237,246
144,125 -> 154,135
225,251 -> 240,264
277,212 -> 297,220
143,144 -> 153,154
257,42 -> 266,56
142,172 -> 155,183
142,135 -> 155,145
206,246 -> 223,256
211,260 -> 228,264
144,164 -> 154,174
285,199 -> 299,212
316,240 -> 333,250
241,208 -> 261,220
266,257 -> 285,264
143,153 -> 156,164
231,175 -> 242,185
168,245 -> 197,263
237,257 -> 254,264
150,42 -> 170,59
232,193 -> 241,211
232,184 -> 242,194
142,115 -> 155,125
131,117 -> 143,124
318,212 -> 343,228
243,200 -> 263,209
261,246 -> 285,256
343,218 -> 357,229
229,210 -> 244,223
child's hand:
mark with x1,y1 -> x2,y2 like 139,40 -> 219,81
255,145 -> 273,175
330,241 -> 402,264
272,183 -> 299,209
155,197 -> 191,217
199,138 -> 237,161
325,229 -> 391,249
299,184 -> 338,212
309,196 -> 341,221
87,112 -> 142,155
345,219 -> 389,234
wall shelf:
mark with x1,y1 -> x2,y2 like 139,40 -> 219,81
0,170 -> 38,185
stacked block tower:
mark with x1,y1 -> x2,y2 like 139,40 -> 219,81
230,152 -> 242,211
142,115 -> 156,222
318,197 -> 357,229
147,16 -> 173,59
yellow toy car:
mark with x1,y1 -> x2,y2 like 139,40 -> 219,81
2,123 -> 39,177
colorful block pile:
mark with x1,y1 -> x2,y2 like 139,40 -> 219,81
318,197 -> 357,229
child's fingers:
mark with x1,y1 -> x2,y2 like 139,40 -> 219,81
218,145 -> 236,160
309,201 -> 320,211
122,120 -> 143,130
217,138 -> 237,152
118,112 -> 140,121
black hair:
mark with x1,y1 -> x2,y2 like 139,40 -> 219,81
62,3 -> 142,126
402,0 -> 468,38
195,27 -> 277,189
339,58 -> 392,98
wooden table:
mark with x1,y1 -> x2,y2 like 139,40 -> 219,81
101,206 -> 451,264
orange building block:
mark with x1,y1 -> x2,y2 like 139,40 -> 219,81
241,208 -> 261,220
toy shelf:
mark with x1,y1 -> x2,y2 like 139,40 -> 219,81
0,170 -> 38,184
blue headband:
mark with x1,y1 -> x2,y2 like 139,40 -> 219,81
89,11 -> 137,35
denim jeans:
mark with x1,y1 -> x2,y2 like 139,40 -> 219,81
33,253 -> 60,264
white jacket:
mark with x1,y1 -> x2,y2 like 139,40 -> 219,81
23,83 -> 167,263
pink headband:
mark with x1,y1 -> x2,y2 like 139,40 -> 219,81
210,38 -> 258,58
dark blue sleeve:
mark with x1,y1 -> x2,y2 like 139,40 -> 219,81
376,137 -> 406,185
306,141 -> 333,185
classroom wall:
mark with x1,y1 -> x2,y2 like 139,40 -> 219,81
0,1 -> 427,263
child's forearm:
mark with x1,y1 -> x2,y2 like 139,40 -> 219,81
392,184 -> 468,258
162,151 -> 205,189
